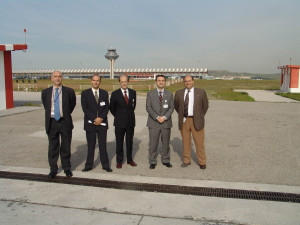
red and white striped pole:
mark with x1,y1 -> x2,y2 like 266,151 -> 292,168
0,44 -> 27,110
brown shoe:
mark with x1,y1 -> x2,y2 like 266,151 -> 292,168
200,164 -> 206,170
127,161 -> 137,167
181,163 -> 191,168
116,163 -> 122,169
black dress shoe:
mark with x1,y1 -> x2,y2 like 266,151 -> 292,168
64,170 -> 73,177
149,164 -> 156,169
82,167 -> 92,172
163,163 -> 172,168
48,171 -> 57,178
199,164 -> 206,170
103,168 -> 113,172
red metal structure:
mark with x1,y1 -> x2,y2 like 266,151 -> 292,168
0,44 -> 27,110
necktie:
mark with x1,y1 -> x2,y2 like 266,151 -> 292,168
124,90 -> 128,105
184,90 -> 190,117
159,91 -> 163,104
54,88 -> 60,121
95,90 -> 99,103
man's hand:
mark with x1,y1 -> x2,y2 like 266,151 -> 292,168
94,117 -> 103,126
157,116 -> 165,124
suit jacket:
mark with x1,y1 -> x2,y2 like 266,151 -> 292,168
109,88 -> 136,128
81,88 -> 109,132
41,85 -> 76,134
174,87 -> 209,131
146,89 -> 174,128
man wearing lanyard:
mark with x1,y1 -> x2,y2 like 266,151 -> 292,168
41,70 -> 76,178
81,74 -> 112,172
146,74 -> 174,169
110,75 -> 137,169
174,75 -> 209,169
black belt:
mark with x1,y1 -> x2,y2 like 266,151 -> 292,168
187,116 -> 193,118
51,117 -> 64,122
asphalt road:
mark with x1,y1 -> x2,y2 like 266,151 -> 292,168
0,91 -> 299,186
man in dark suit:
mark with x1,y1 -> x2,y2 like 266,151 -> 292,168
41,70 -> 76,178
174,75 -> 209,169
81,74 -> 112,172
110,75 -> 137,169
146,75 -> 174,169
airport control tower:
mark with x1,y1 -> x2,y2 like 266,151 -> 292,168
105,48 -> 119,79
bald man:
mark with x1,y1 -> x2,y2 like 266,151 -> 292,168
174,75 -> 209,169
110,75 -> 137,169
41,70 -> 76,178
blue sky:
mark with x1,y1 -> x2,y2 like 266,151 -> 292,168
1,0 -> 299,73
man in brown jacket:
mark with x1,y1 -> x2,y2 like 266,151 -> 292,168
174,75 -> 209,169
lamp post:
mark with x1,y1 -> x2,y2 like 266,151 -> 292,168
105,48 -> 119,79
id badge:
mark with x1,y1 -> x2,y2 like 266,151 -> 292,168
100,101 -> 105,106
163,104 -> 168,108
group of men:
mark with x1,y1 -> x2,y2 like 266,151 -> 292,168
42,71 -> 209,178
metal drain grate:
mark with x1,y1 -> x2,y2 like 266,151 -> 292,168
1,171 -> 299,203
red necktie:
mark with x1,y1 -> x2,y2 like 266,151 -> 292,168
124,90 -> 128,105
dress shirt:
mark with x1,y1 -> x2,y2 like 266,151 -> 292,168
157,88 -> 164,97
121,88 -> 129,98
92,88 -> 99,97
184,87 -> 194,116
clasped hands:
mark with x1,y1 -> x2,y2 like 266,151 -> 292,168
94,117 -> 103,126
157,116 -> 166,124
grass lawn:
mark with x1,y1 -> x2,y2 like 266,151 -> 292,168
166,79 -> 280,101
14,79 -> 282,101
276,92 -> 300,101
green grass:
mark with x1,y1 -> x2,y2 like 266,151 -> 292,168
22,102 -> 42,107
14,79 -> 282,101
167,79 -> 280,101
276,92 -> 300,101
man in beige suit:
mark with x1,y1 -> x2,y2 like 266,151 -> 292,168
174,75 -> 209,169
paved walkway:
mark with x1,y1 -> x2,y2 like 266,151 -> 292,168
234,90 -> 299,102
0,91 -> 299,225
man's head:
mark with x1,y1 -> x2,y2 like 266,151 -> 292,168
184,75 -> 194,90
91,74 -> 101,89
119,75 -> 129,90
51,70 -> 63,87
155,74 -> 166,90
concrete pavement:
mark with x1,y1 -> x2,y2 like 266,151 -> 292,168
0,91 -> 300,225
234,90 -> 299,102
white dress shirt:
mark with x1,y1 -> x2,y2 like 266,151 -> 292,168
121,88 -> 129,98
184,87 -> 194,116
92,88 -> 99,97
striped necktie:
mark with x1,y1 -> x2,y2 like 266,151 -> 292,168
159,91 -> 163,104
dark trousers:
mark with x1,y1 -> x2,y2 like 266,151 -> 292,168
47,118 -> 72,172
85,126 -> 110,169
115,126 -> 134,164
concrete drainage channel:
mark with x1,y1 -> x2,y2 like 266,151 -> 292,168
1,171 -> 299,203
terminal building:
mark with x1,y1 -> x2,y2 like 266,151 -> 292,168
12,67 -> 208,80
